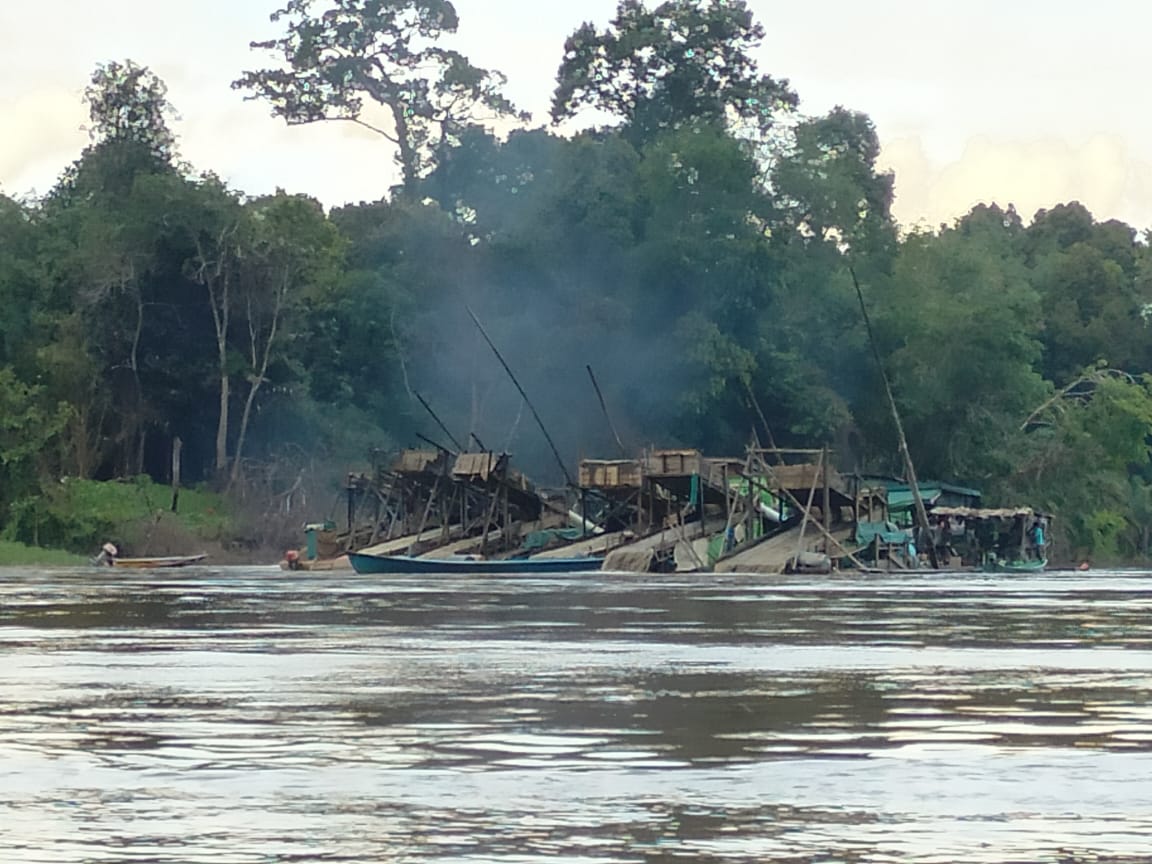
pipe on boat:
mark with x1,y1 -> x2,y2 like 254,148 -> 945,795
568,511 -> 605,535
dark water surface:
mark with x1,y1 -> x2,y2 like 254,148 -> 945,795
3,567 -> 1152,862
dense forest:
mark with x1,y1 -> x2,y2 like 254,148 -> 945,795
4,0 -> 1152,560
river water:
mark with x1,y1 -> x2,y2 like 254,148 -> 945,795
3,567 -> 1152,863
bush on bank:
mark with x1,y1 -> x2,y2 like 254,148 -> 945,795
3,476 -> 235,557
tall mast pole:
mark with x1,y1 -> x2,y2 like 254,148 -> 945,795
413,391 -> 464,452
586,364 -> 627,458
849,265 -> 939,569
466,306 -> 574,487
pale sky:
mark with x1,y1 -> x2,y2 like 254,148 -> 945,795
3,0 -> 1151,230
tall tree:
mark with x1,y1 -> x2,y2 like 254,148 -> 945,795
772,107 -> 896,265
552,0 -> 796,144
234,0 -> 525,198
1024,204 -> 1150,383
54,60 -> 179,203
0,196 -> 41,370
131,173 -> 244,479
36,61 -> 185,477
228,192 -> 344,488
865,215 -> 1047,484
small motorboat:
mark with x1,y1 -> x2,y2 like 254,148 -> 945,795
92,543 -> 207,569
107,554 -> 208,569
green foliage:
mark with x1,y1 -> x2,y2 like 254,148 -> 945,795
773,108 -> 895,262
867,221 -> 1047,483
552,0 -> 796,145
1005,376 -> 1152,559
0,367 -> 71,520
1083,510 -> 1128,560
0,197 -> 46,370
83,60 -> 177,161
0,541 -> 87,567
5,476 -> 232,554
1025,204 -> 1152,382
53,59 -> 180,204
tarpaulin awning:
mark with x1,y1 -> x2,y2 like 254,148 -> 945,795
855,521 -> 912,545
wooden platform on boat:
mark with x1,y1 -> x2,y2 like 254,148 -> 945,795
601,522 -> 712,572
714,525 -> 855,574
358,524 -> 465,557
532,530 -> 630,559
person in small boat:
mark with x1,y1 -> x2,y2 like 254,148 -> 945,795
94,542 -> 118,566
1030,518 -> 1047,557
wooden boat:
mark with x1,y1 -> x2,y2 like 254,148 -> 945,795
348,551 -> 603,575
108,554 -> 208,569
984,557 -> 1047,574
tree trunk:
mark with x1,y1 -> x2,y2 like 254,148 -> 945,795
135,427 -> 147,475
171,436 -> 182,513
216,371 -> 230,476
130,272 -> 145,477
229,378 -> 259,492
194,232 -> 233,481
390,101 -> 419,199
228,274 -> 286,490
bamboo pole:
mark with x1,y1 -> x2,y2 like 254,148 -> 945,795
414,391 -> 464,452
467,306 -> 573,487
743,380 -> 785,466
789,450 -> 824,573
587,364 -> 627,458
822,446 -> 831,553
415,432 -> 457,456
848,265 -> 939,569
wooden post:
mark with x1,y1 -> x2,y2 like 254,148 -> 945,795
480,482 -> 501,556
723,463 -> 731,527
821,446 -> 831,553
503,485 -> 511,548
170,436 -> 182,513
743,447 -> 755,547
346,474 -> 356,549
409,472 -> 442,555
790,450 -> 824,573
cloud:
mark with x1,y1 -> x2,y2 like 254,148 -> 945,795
0,90 -> 87,198
881,133 -> 1152,232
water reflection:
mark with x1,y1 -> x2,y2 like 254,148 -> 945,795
3,568 -> 1152,861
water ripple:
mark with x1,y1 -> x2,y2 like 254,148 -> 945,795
3,567 -> 1152,861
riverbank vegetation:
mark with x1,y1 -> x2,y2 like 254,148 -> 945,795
4,0 -> 1152,563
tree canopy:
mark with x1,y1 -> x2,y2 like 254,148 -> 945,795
552,0 -> 796,146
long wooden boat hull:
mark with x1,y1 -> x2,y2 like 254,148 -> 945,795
348,551 -> 603,575
110,554 -> 208,569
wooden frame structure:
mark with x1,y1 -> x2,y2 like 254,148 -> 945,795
340,447 -> 547,556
